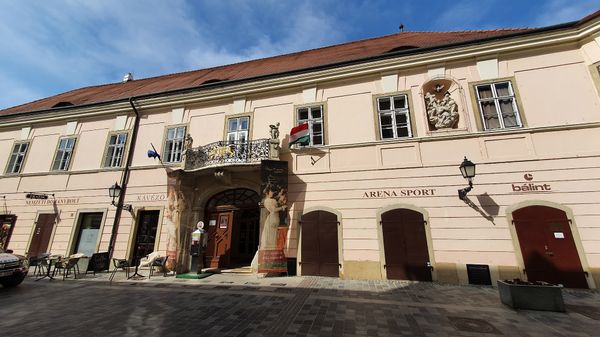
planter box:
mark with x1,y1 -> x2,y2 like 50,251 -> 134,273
497,280 -> 565,312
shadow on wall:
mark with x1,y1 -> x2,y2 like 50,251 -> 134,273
464,192 -> 500,225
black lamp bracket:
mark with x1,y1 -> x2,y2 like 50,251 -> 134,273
458,180 -> 473,200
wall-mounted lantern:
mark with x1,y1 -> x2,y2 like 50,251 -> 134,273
458,157 -> 476,200
109,182 -> 132,211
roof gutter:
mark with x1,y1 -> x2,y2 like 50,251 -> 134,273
107,97 -> 141,259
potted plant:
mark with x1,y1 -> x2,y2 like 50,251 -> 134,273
497,279 -> 565,312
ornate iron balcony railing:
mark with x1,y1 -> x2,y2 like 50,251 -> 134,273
183,138 -> 272,171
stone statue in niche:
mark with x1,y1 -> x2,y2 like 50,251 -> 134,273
425,90 -> 459,129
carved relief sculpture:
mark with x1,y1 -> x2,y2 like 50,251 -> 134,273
425,90 -> 459,129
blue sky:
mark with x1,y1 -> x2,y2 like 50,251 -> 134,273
1,0 -> 598,110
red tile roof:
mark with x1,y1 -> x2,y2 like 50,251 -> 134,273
2,11 -> 598,116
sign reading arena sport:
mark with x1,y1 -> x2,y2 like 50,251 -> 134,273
362,188 -> 436,198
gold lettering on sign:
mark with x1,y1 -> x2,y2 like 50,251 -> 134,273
136,194 -> 168,202
362,189 -> 436,198
26,198 -> 80,205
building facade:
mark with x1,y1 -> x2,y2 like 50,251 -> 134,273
1,12 -> 600,288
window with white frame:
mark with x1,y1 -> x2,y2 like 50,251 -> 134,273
6,142 -> 29,174
164,126 -> 186,163
377,94 -> 412,139
475,81 -> 522,130
52,137 -> 76,171
103,133 -> 128,168
296,105 -> 324,146
226,116 -> 249,144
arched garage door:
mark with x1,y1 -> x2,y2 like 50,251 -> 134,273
300,210 -> 339,277
381,208 -> 432,281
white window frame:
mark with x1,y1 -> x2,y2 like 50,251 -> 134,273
296,105 -> 324,146
103,133 -> 128,168
226,116 -> 249,144
164,126 -> 186,163
52,137 -> 76,171
475,81 -> 522,130
5,142 -> 29,174
377,94 -> 412,139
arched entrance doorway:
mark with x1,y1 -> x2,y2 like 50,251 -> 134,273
381,208 -> 432,281
204,188 -> 260,268
300,210 -> 339,277
512,205 -> 588,288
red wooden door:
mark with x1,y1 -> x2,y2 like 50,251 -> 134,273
300,211 -> 339,277
27,213 -> 56,257
381,209 -> 432,281
205,211 -> 234,268
513,206 -> 588,288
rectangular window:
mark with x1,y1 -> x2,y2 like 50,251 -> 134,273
6,142 -> 29,174
296,105 -> 324,146
164,126 -> 186,163
52,137 -> 76,171
377,94 -> 412,139
226,116 -> 249,144
475,81 -> 522,130
103,133 -> 128,168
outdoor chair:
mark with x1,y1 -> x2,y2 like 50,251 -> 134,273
109,258 -> 130,283
149,255 -> 169,278
28,254 -> 48,277
52,257 -> 80,280
138,252 -> 161,277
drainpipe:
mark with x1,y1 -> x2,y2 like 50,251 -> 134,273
107,97 -> 141,258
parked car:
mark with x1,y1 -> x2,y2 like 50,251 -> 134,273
0,248 -> 28,287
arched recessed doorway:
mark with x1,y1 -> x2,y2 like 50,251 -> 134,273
381,208 -> 432,281
512,205 -> 588,288
204,188 -> 260,268
300,210 -> 339,277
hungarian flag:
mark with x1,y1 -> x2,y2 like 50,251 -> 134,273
289,123 -> 310,146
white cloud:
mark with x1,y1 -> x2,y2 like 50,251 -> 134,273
0,0 -> 347,109
534,0 -> 600,27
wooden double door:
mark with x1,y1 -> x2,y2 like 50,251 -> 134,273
300,210 -> 339,277
513,206 -> 588,288
381,209 -> 432,281
204,208 -> 260,268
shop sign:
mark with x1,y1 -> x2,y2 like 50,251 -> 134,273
25,198 -> 79,205
511,173 -> 551,192
25,192 -> 49,199
136,194 -> 167,202
362,189 -> 436,198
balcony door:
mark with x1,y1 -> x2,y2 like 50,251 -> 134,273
226,116 -> 249,161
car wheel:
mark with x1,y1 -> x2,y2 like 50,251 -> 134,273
0,275 -> 25,288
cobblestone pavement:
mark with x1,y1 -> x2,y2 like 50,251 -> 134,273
1,273 -> 599,337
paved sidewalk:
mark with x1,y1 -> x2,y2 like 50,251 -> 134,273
6,271 -> 600,336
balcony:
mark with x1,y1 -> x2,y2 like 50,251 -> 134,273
183,139 -> 276,172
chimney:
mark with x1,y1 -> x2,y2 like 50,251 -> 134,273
123,73 -> 133,83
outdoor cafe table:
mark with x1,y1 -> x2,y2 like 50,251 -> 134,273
35,255 -> 61,281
